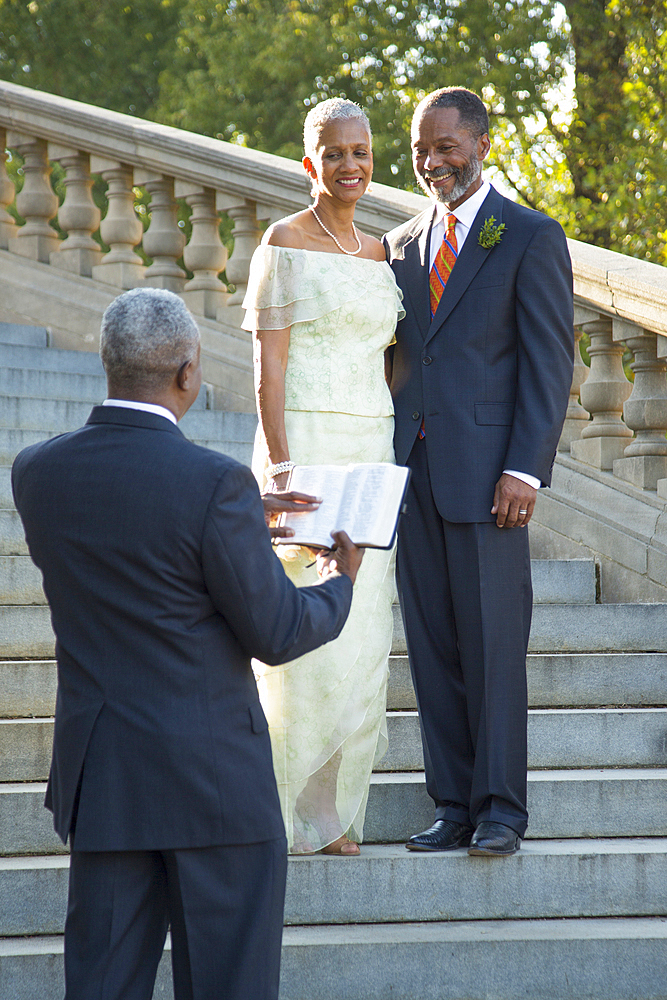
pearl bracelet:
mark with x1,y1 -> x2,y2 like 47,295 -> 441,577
266,460 -> 294,480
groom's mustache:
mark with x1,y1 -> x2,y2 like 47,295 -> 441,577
422,166 -> 457,180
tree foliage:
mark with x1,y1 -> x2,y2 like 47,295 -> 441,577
0,0 -> 185,117
0,0 -> 665,262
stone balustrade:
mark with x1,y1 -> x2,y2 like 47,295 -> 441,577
1,81 -> 667,493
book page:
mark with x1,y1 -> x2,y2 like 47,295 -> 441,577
336,464 -> 408,547
278,465 -> 347,547
276,463 -> 409,549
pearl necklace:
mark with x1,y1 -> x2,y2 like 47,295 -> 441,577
310,206 -> 362,256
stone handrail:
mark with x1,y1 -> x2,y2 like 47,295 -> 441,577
1,81 -> 667,493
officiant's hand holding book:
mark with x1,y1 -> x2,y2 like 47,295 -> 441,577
275,463 -> 410,551
316,530 -> 364,585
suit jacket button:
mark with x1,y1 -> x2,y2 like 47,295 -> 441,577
422,356 -> 432,365
412,411 -> 420,420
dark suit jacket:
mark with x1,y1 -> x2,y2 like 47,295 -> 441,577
383,185 -> 574,522
12,406 -> 353,851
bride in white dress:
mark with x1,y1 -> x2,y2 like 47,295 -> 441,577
242,99 -> 404,855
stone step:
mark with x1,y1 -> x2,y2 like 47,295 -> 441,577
530,558 -> 596,604
378,708 -> 667,772
0,468 -> 12,508
0,394 -> 254,440
281,918 -> 667,1000
0,366 -> 103,404
0,322 -> 48,348
0,367 -> 210,410
0,342 -> 104,375
3,708 -> 666,784
2,918 -> 666,1000
4,768 -> 666,858
0,662 -> 56,719
0,557 -> 44,604
393,603 -> 667,654
2,649 -> 664,722
1,839 -> 665,936
364,769 -> 667,843
0,426 -> 253,467
0,559 -> 600,610
0,608 -> 54,660
0,513 -> 27,556
6,600 -> 667,664
388,652 -> 667,710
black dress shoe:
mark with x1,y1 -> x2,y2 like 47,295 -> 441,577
406,819 -> 474,852
468,821 -> 521,856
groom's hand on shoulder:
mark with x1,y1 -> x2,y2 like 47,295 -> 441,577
492,474 -> 537,529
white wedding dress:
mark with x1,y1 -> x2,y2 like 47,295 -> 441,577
242,245 -> 404,853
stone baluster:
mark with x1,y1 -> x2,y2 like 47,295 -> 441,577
0,128 -> 18,249
216,195 -> 262,309
47,145 -> 102,277
174,182 -> 228,318
90,157 -> 145,289
134,171 -> 186,292
558,307 -> 590,452
570,311 -> 632,470
611,320 -> 667,490
6,133 -> 60,262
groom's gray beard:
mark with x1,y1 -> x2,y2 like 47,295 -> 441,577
417,158 -> 482,206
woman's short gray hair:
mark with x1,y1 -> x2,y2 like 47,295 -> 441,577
303,98 -> 372,158
100,287 -> 200,392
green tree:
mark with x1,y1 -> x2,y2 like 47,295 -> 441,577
496,1 -> 667,261
156,0 -> 565,187
0,0 -> 186,117
156,0 -> 666,262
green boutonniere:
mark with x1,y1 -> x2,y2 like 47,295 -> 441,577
478,216 -> 506,249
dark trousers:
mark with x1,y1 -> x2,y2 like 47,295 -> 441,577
64,837 -> 288,1000
398,438 -> 532,837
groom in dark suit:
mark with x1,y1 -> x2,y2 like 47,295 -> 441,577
384,87 -> 573,856
12,287 -> 362,1000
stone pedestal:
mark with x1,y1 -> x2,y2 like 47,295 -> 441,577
7,136 -> 60,263
559,326 -> 590,452
614,455 -> 667,491
611,320 -> 667,491
570,316 -> 632,470
0,128 -> 17,250
91,157 -> 145,289
571,436 -> 630,470
48,147 -> 102,277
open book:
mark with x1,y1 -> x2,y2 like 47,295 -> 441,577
275,463 -> 410,550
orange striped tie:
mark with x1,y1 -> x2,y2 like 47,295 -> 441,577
420,214 -> 458,439
429,214 -> 458,318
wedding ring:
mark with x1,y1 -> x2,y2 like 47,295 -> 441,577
519,510 -> 528,515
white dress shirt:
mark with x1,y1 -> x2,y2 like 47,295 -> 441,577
102,398 -> 178,425
428,180 -> 540,492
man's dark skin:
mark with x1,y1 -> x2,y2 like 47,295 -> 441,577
108,341 -> 364,583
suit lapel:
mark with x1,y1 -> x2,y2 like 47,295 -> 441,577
401,206 -> 436,340
425,187 -> 504,345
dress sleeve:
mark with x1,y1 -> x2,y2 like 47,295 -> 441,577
242,244 -> 406,333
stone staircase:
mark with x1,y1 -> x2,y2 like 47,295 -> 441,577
1,323 -> 666,999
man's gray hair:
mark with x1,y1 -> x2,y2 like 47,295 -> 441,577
303,98 -> 372,158
100,287 -> 200,392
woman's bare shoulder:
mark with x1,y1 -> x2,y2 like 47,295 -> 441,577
263,212 -> 312,249
360,232 -> 389,262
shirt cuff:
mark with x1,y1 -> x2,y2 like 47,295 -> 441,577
503,469 -> 541,490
